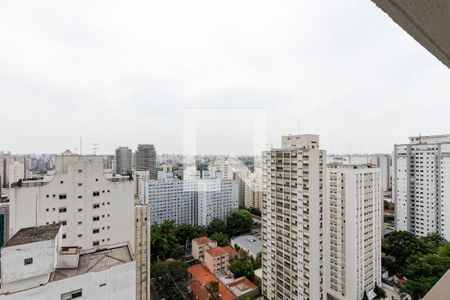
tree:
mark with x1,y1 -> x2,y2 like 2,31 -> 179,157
151,260 -> 189,300
421,233 -> 447,253
227,209 -> 253,236
230,257 -> 255,280
382,231 -> 424,268
211,232 -> 230,247
208,218 -> 227,235
374,283 -> 386,299
362,291 -> 368,300
175,223 -> 206,250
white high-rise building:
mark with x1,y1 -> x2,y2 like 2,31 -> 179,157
142,178 -> 198,225
197,179 -> 238,226
6,152 -> 135,251
325,164 -> 382,300
4,151 -> 149,299
394,134 -> 450,239
262,134 -> 326,300
140,176 -> 238,226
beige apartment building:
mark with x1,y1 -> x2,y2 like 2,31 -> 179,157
192,237 -> 217,261
204,247 -> 230,274
325,164 -> 382,300
135,203 -> 150,300
262,134 -> 326,299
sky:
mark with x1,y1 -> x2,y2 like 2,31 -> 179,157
1,0 -> 449,155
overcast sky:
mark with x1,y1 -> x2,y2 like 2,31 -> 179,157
1,0 -> 449,155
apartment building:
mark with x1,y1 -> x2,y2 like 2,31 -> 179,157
204,247 -> 230,273
244,173 -> 263,210
197,179 -> 238,226
141,176 -> 238,226
394,135 -> 450,239
142,178 -> 198,225
6,152 -> 135,251
135,203 -> 150,300
325,164 -> 382,300
192,237 -> 218,261
135,144 -> 157,179
262,134 -> 326,300
0,224 -> 135,300
3,152 -> 150,298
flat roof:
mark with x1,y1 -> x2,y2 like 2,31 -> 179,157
372,0 -> 450,69
231,235 -> 262,255
50,244 -> 132,282
4,224 -> 60,247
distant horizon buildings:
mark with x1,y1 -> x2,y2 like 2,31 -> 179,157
394,134 -> 450,240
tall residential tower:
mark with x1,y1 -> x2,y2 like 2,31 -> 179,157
394,134 -> 450,239
262,134 -> 325,299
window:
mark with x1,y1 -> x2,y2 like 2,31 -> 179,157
93,191 -> 100,196
62,233 -> 67,239
78,234 -> 82,238
61,220 -> 67,226
93,228 -> 100,234
78,169 -> 83,173
78,221 -> 82,225
60,181 -> 64,184
78,208 -> 82,212
61,289 -> 82,300
95,178 -> 99,182
24,258 -> 33,265
93,216 -> 100,221
59,194 -> 67,200
93,203 -> 100,209
99,283 -> 106,287
77,195 -> 82,199
78,183 -> 82,186
59,207 -> 67,213
93,241 -> 99,246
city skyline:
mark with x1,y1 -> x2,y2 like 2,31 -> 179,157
1,1 -> 449,155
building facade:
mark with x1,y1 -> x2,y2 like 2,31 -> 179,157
134,203 -> 150,300
115,146 -> 132,175
0,224 -> 135,300
262,134 -> 326,299
141,177 -> 238,226
6,153 -> 135,251
135,144 -> 157,180
325,164 -> 382,300
142,178 -> 198,225
394,135 -> 450,239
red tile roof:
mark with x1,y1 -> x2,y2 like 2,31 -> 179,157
206,247 -> 227,257
222,246 -> 239,258
193,237 -> 212,246
187,264 -> 234,300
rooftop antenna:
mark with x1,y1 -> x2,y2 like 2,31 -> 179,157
91,143 -> 99,155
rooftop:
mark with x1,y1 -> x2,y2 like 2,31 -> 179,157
206,247 -> 227,257
222,246 -> 239,258
193,237 -> 213,246
231,235 -> 262,256
4,224 -> 60,247
188,264 -> 234,300
50,244 -> 132,282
